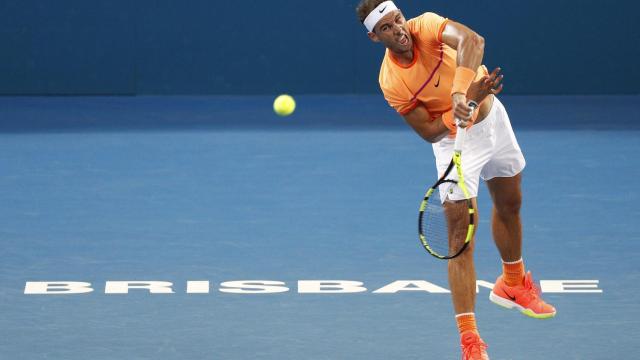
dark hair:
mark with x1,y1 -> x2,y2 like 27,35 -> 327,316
355,0 -> 388,23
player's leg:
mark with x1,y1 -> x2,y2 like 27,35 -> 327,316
486,174 -> 527,289
432,115 -> 494,359
486,174 -> 555,318
486,174 -> 522,263
445,198 -> 489,359
480,97 -> 525,268
445,197 -> 479,315
480,97 -> 555,318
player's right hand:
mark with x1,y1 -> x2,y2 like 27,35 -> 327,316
452,93 -> 473,127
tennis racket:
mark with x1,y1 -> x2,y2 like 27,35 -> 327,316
418,101 -> 478,260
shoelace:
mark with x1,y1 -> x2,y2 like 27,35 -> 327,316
462,340 -> 488,359
522,273 -> 541,301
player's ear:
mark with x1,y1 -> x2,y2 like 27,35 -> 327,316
368,31 -> 380,43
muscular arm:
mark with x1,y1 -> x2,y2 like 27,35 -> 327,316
402,105 -> 449,143
441,20 -> 485,72
441,20 -> 485,123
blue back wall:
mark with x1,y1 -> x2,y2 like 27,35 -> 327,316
1,0 -> 638,95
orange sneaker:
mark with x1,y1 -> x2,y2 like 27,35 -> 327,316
489,271 -> 556,319
460,331 -> 489,360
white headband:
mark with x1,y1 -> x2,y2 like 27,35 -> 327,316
363,1 -> 399,32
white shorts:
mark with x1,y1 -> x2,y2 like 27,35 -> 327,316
432,97 -> 525,202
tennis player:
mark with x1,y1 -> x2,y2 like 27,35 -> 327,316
356,1 -> 556,358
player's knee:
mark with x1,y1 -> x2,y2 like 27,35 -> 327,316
495,196 -> 521,217
450,243 -> 475,265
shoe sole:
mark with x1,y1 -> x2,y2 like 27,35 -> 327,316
489,291 -> 556,319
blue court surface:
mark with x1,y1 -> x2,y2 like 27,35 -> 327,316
1,95 -> 639,359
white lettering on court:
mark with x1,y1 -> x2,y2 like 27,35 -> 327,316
373,280 -> 450,294
105,281 -> 175,294
23,279 -> 604,295
186,281 -> 210,294
298,280 -> 367,294
475,280 -> 495,293
219,281 -> 289,294
539,280 -> 602,293
24,282 -> 94,295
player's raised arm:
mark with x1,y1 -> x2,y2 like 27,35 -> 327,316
442,21 -> 485,72
442,21 -> 485,125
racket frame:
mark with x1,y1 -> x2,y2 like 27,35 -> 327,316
418,101 -> 478,260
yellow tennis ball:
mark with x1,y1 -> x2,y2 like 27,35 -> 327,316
273,94 -> 296,116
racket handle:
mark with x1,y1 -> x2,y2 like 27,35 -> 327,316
454,100 -> 479,152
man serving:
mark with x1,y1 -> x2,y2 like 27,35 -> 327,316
355,1 -> 556,359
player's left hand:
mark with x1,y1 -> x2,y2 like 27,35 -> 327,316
467,67 -> 504,104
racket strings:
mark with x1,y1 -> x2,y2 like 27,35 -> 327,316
421,182 -> 471,258
421,187 -> 451,256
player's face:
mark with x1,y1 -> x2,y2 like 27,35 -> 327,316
370,10 -> 412,53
